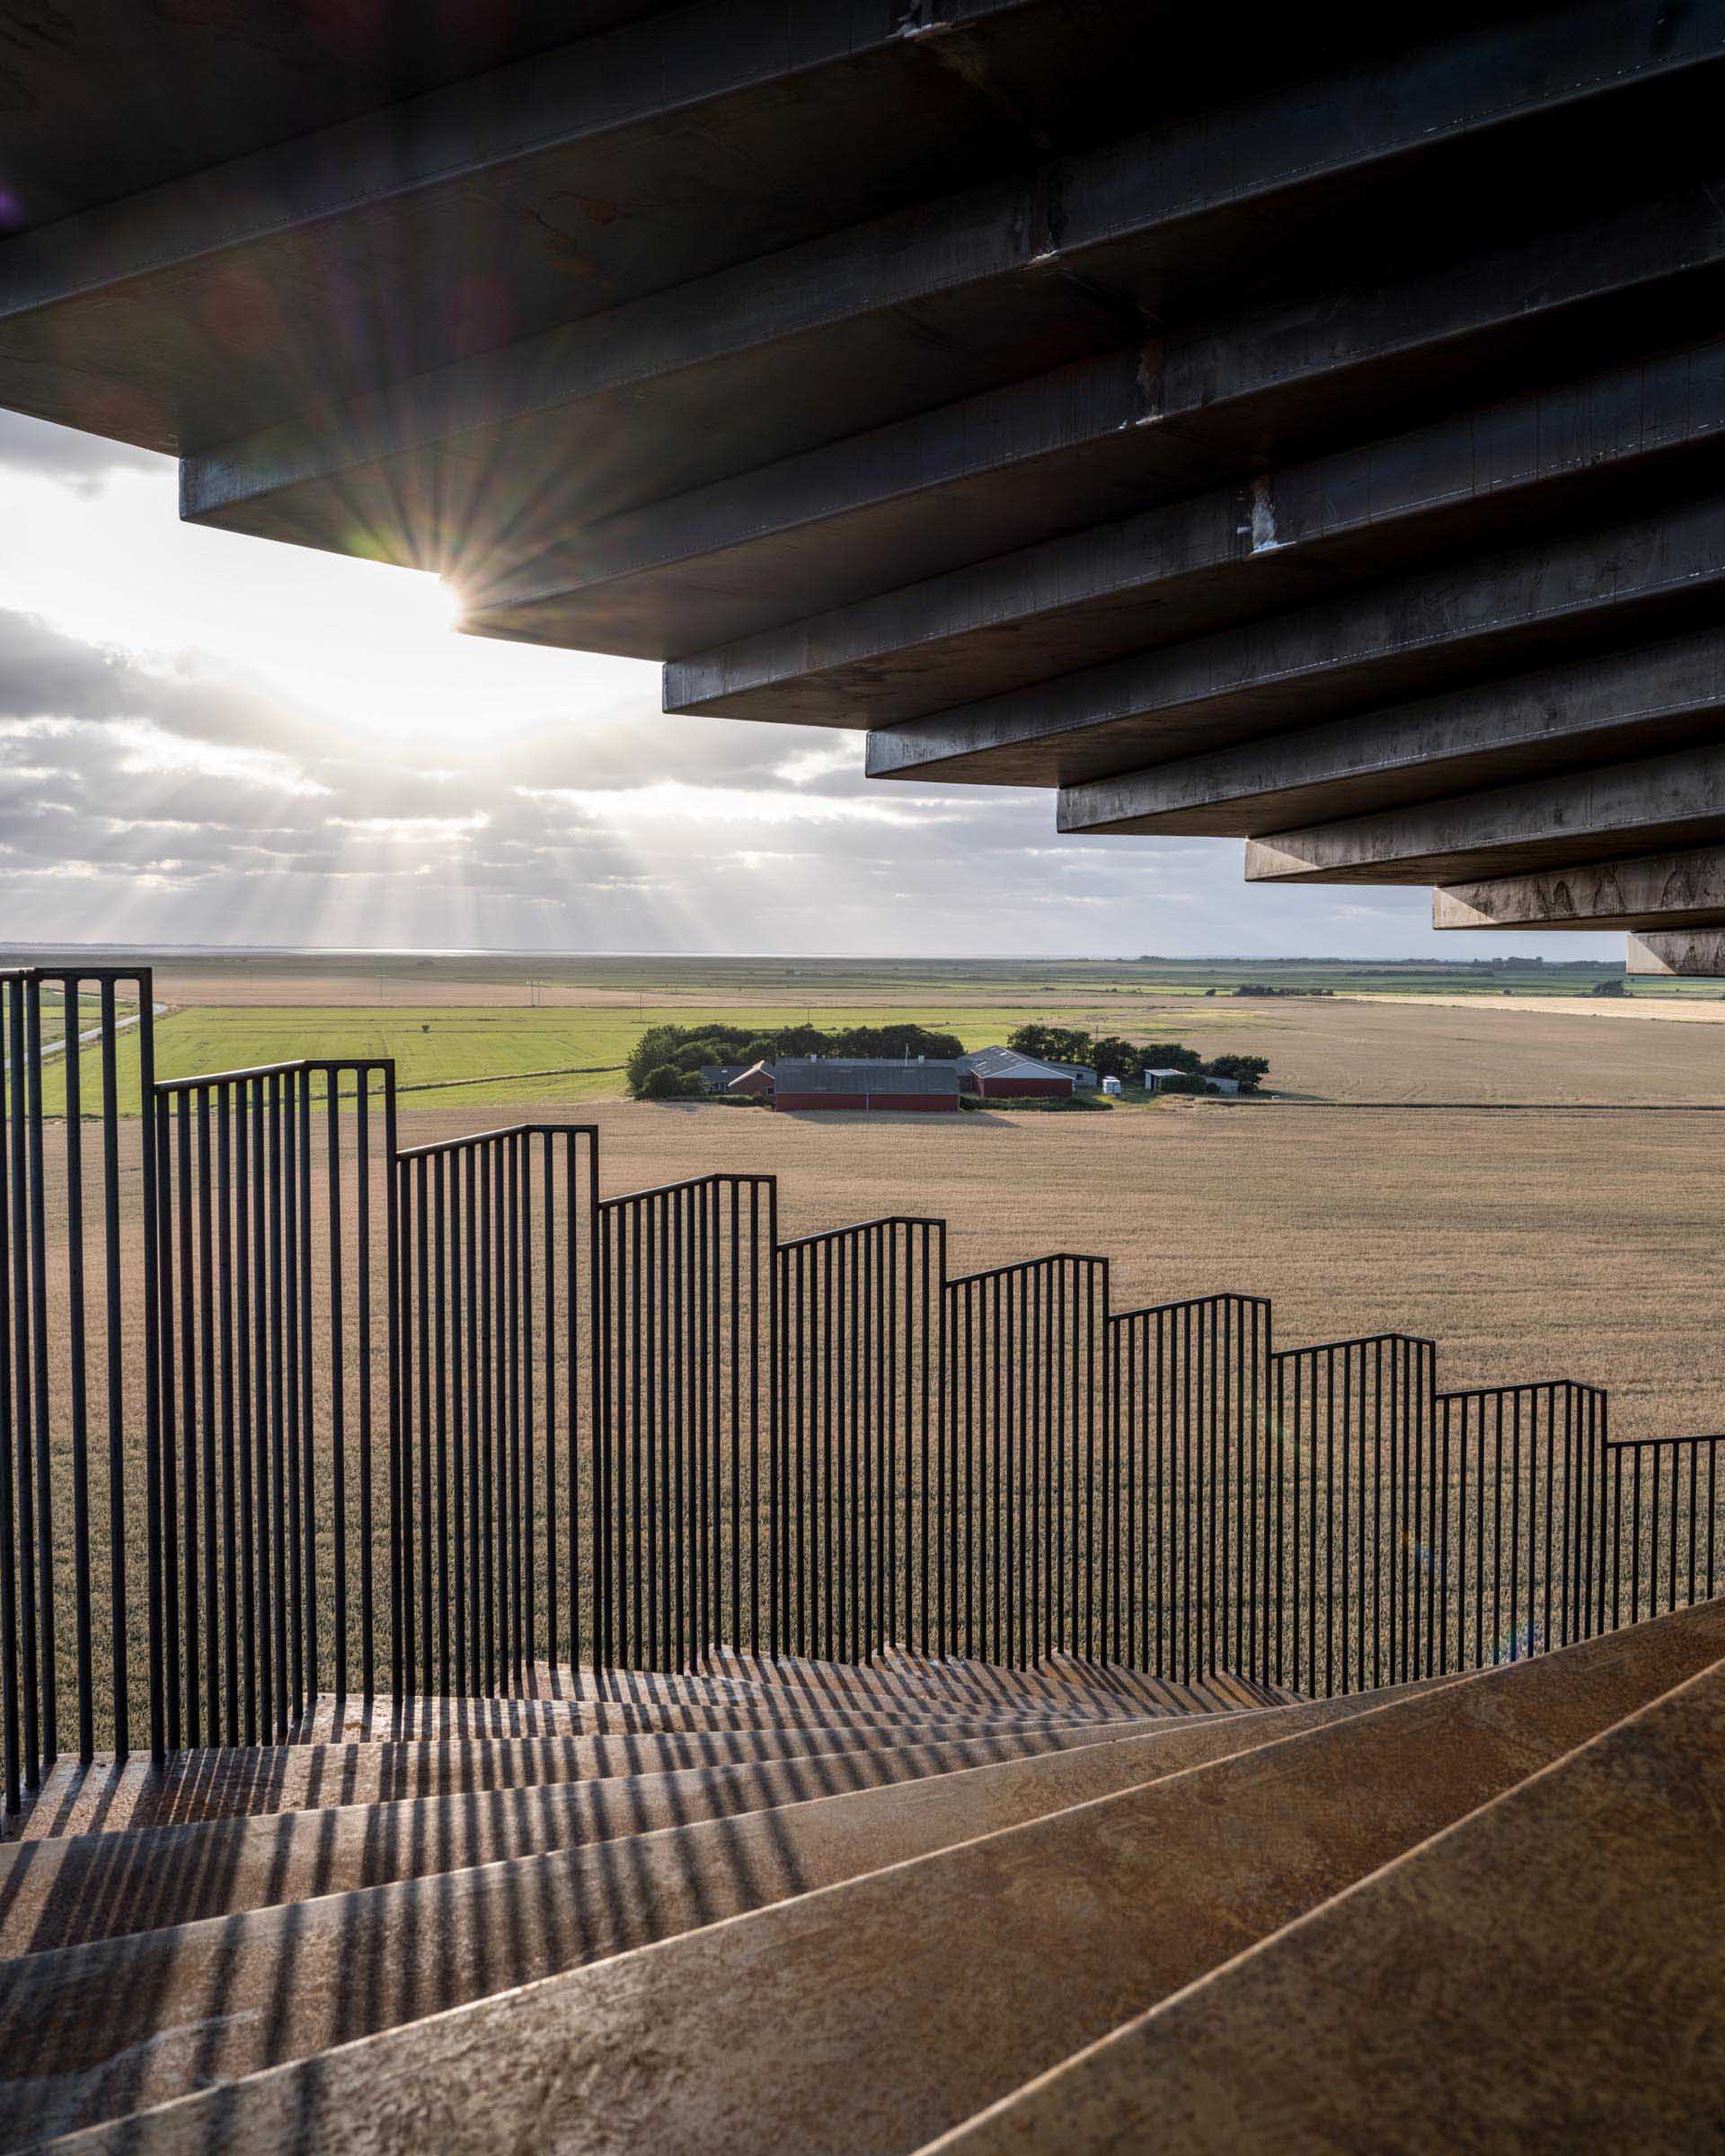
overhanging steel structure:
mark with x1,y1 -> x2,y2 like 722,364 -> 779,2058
6,3 -> 1725,967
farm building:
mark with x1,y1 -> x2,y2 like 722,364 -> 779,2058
957,1047 -> 1076,1100
756,1058 -> 961,1114
1143,1067 -> 1241,1097
715,1047 -> 1103,1110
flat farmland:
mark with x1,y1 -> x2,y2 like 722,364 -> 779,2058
1153,993 -> 1725,1105
35,1002 -> 1049,1117
152,982 -> 1725,1109
31,976 -> 1725,1441
25,967 -> 1725,1444
31,967 -> 1725,1118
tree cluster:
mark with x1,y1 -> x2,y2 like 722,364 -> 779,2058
1006,1026 -> 1269,1092
627,1020 -> 965,1100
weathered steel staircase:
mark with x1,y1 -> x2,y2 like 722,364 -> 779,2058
0,1604 -> 1721,2151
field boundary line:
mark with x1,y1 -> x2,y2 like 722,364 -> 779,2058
1261,1100 -> 1725,1112
395,1061 -> 625,1095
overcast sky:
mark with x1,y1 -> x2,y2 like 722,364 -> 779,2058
0,411 -> 1617,960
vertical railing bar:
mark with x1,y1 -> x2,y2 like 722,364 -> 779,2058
385,1132 -> 402,1707
543,1135 -> 557,1676
245,1082 -> 267,1745
627,1195 -> 641,1666
22,979 -> 55,1770
296,1075 -> 315,1708
281,1070 -> 302,1725
1667,1436 -> 1681,1618
510,1131 -> 526,1688
731,1180 -> 744,1655
449,1145 -> 468,1694
60,985 -> 93,1765
0,984 -> 19,1812
152,1046 -> 180,1759
268,1076 -> 287,1736
234,1083 -> 256,1745
668,1183 -> 683,1672
7,985 -> 39,1795
569,1138 -> 582,1673
355,1074 -> 374,1707
325,1072 -> 348,1705
379,1070 -> 398,1713
0,987 -> 16,1811
196,1086 -> 219,1740
217,1082 -> 239,1746
416,1150 -> 433,1700
434,1148 -> 450,1696
464,1145 -> 481,1693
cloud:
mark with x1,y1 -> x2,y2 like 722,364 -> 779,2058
519,781 -> 960,827
0,606 -> 347,766
0,490 -> 1628,961
0,411 -> 164,490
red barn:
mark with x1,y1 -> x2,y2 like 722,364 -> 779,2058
958,1047 -> 1076,1100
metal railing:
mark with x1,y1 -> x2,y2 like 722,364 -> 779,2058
778,1215 -> 942,1666
1606,1430 -> 1723,1630
3,968 -> 1721,1815
3,968 -> 159,1810
1113,1293 -> 1271,1687
155,1059 -> 394,1754
394,1122 -> 597,1702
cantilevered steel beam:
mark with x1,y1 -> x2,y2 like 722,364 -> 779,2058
473,161 -> 1725,633
1057,629 -> 1725,840
0,0 -> 1110,449
1628,932 -> 1725,973
1434,846 -> 1725,934
180,34 -> 1725,570
1244,746 -> 1725,888
869,494 -> 1725,785
666,337 -> 1725,719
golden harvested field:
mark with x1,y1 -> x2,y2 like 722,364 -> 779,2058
1157,994 -> 1725,1105
1352,992 -> 1725,1024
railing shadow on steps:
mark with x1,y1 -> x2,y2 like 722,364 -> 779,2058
2,965 -> 1721,1818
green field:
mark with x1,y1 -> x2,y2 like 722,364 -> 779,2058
37,1002 -> 1079,1116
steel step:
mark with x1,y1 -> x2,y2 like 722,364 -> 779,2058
0,1710 -> 1190,1956
923,1651 -> 1725,2153
37,1602 -> 1722,2156
0,1690 -> 1384,2145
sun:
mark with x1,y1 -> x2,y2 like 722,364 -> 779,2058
0,457 -> 656,753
